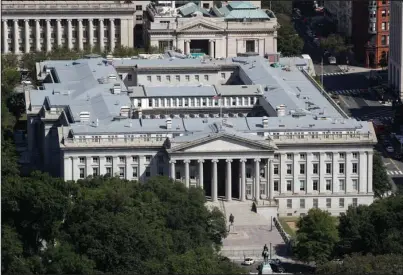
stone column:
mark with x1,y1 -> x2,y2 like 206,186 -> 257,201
184,159 -> 190,188
2,20 -> 9,54
67,19 -> 73,49
35,19 -> 40,52
209,39 -> 215,58
56,19 -> 62,47
280,153 -> 287,194
46,19 -> 51,52
240,159 -> 246,201
359,152 -> 366,193
88,19 -> 94,49
319,153 -> 326,193
110,18 -> 115,53
211,159 -> 218,202
254,158 -> 261,201
13,19 -> 19,54
78,19 -> 83,51
226,159 -> 232,201
198,159 -> 204,188
170,160 -> 176,180
24,19 -> 30,53
63,157 -> 70,180
71,157 -> 76,180
99,19 -> 105,51
332,152 -> 338,193
85,157 -> 91,177
185,40 -> 190,55
367,151 -> 373,193
293,153 -> 298,193
345,153 -> 352,193
268,159 -> 273,200
99,156 -> 106,175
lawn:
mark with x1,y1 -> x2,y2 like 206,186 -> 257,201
278,217 -> 299,238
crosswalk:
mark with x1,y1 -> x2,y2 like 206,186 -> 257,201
328,89 -> 366,96
321,72 -> 347,76
387,170 -> 403,176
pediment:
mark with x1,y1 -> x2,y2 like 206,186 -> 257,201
168,133 -> 276,153
177,20 -> 224,32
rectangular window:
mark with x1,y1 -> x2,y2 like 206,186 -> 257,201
339,179 -> 345,191
93,167 -> 98,176
245,40 -> 255,52
260,167 -> 265,178
166,75 -> 171,81
326,163 -> 332,174
352,198 -> 358,206
119,156 -> 125,163
274,180 -> 279,191
260,184 -> 265,195
353,152 -> 358,159
287,164 -> 292,175
136,5 -> 142,10
300,153 -> 306,160
287,153 -> 292,160
381,35 -> 387,45
382,22 -> 386,30
106,167 -> 112,176
339,163 -> 345,174
79,168 -> 85,178
313,163 -> 318,174
313,180 -> 318,191
175,171 -> 181,179
339,153 -> 345,159
246,168 -> 252,178
352,179 -> 358,190
274,154 -> 279,160
273,164 -> 279,175
381,9 -> 386,17
195,75 -> 199,81
286,180 -> 292,191
326,153 -> 332,159
300,180 -> 305,191
326,198 -> 331,208
132,167 -> 138,178
79,157 -> 85,164
313,153 -> 319,160
204,75 -> 209,81
157,75 -> 161,82
221,73 -> 226,79
352,163 -> 358,173
145,167 -> 151,177
300,199 -> 305,208
300,164 -> 305,174
339,198 -> 345,208
119,167 -> 125,179
326,180 -> 332,191
185,75 -> 190,81
146,155 -> 152,162
136,15 -> 143,21
175,75 -> 180,81
313,198 -> 318,208
92,157 -> 99,164
147,76 -> 151,82
287,199 -> 292,208
132,156 -> 138,163
246,184 -> 252,195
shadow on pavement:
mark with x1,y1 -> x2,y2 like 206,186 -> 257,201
281,262 -> 316,274
274,243 -> 290,257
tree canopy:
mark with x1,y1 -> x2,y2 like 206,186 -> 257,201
294,208 -> 339,264
337,195 -> 403,256
372,151 -> 392,198
316,253 -> 403,274
319,34 -> 350,56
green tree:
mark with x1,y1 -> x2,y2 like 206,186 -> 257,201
320,34 -> 349,56
277,22 -> 304,56
373,151 -> 392,198
262,0 -> 292,15
294,208 -> 339,264
337,195 -> 403,256
316,253 -> 403,274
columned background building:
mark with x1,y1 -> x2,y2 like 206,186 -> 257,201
388,0 -> 403,100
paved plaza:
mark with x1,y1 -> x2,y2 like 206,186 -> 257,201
206,200 -> 287,259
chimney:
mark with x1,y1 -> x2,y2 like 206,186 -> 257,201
262,116 -> 269,128
166,118 -> 172,129
276,104 -> 286,117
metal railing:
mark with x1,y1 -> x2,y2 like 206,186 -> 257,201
3,2 -> 135,11
273,132 -> 375,144
63,137 -> 166,147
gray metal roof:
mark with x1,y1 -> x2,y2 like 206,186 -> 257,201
28,53 -> 366,138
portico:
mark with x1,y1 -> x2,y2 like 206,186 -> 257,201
166,123 -> 276,202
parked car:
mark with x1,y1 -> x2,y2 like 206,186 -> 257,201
243,258 -> 255,266
386,146 -> 394,153
328,56 -> 337,64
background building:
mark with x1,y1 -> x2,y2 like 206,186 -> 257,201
388,0 -> 403,99
144,1 -> 277,58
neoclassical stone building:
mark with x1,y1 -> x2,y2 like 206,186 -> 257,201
144,1 -> 278,58
24,52 -> 376,217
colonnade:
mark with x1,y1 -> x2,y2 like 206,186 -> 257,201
182,39 -> 216,58
1,18 -> 118,54
169,158 -> 274,202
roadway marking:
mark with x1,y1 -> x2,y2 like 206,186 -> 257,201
337,95 -> 351,108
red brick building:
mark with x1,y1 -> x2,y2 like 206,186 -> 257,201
352,0 -> 389,68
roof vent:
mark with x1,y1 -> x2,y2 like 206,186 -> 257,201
166,118 -> 172,129
79,111 -> 90,122
276,104 -> 286,117
262,116 -> 269,128
108,74 -> 117,81
113,83 -> 121,94
120,106 -> 130,117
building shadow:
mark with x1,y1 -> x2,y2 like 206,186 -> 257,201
274,243 -> 289,257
